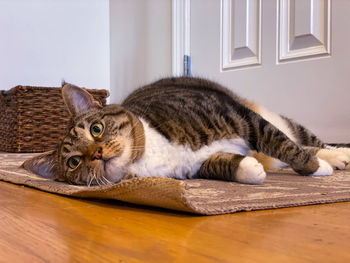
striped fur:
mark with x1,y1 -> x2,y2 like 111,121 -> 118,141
23,77 -> 350,186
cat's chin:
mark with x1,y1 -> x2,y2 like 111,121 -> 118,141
104,157 -> 129,184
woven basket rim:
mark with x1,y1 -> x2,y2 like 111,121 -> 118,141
3,85 -> 109,97
0,85 -> 109,152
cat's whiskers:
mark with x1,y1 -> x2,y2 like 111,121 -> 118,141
146,120 -> 172,131
101,175 -> 112,185
89,170 -> 98,186
88,168 -> 95,187
96,174 -> 102,186
124,124 -> 142,138
87,173 -> 94,187
130,134 -> 146,141
129,146 -> 146,155
134,99 -> 154,119
129,145 -> 145,150
140,102 -> 152,118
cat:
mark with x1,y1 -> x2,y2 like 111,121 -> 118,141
22,77 -> 350,186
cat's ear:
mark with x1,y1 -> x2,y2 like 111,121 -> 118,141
21,151 -> 58,180
62,83 -> 102,117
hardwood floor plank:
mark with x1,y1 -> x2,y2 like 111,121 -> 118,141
0,181 -> 349,263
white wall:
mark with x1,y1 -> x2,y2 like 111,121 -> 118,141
109,0 -> 172,103
0,0 -> 110,91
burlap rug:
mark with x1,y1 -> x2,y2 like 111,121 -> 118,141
0,153 -> 350,215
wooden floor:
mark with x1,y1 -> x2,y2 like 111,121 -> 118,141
0,181 -> 349,263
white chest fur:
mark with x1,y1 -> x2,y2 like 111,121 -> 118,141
128,119 -> 249,179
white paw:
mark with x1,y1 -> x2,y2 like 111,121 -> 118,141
331,147 -> 350,169
312,158 -> 333,176
316,149 -> 350,170
236,157 -> 266,185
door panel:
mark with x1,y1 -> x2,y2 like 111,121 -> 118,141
278,0 -> 331,61
191,0 -> 350,143
222,0 -> 261,69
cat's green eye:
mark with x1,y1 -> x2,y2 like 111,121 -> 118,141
68,156 -> 81,169
90,123 -> 104,137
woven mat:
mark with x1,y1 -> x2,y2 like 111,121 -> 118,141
0,153 -> 350,215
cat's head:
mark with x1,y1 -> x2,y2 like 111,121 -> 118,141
22,83 -> 145,185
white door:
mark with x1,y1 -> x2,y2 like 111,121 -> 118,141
190,0 -> 350,143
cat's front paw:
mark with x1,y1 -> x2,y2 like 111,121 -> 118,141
316,149 -> 350,170
312,158 -> 333,176
236,157 -> 266,185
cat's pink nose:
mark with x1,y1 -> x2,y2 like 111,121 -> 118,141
92,148 -> 102,160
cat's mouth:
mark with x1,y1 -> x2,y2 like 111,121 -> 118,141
86,146 -> 129,186
102,156 -> 129,184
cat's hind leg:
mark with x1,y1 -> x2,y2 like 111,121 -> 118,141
252,147 -> 350,171
199,153 -> 266,185
264,114 -> 349,170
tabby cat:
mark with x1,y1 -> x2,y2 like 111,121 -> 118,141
23,77 -> 350,186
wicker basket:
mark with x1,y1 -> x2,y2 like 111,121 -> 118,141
0,85 -> 109,153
